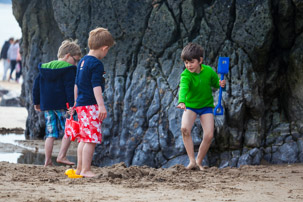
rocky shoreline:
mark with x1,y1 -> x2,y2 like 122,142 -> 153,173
0,127 -> 24,134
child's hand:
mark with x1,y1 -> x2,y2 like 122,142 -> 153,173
67,107 -> 75,115
98,105 -> 107,121
34,105 -> 41,112
177,103 -> 186,111
219,80 -> 226,88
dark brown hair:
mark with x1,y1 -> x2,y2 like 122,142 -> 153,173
181,43 -> 204,61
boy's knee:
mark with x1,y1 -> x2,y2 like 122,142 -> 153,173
181,127 -> 190,137
203,133 -> 213,143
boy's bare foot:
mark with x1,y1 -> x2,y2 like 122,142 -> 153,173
44,161 -> 53,167
197,164 -> 204,170
80,171 -> 96,178
75,169 -> 81,175
186,162 -> 197,170
56,157 -> 75,165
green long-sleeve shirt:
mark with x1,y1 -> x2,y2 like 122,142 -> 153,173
178,64 -> 220,108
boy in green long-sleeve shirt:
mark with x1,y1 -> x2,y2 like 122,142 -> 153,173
177,43 -> 226,170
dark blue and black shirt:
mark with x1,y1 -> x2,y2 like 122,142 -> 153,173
32,60 -> 76,111
75,55 -> 105,107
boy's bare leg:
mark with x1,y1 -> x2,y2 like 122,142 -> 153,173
80,142 -> 96,177
76,142 -> 84,175
196,113 -> 214,170
44,137 -> 55,167
56,137 -> 75,165
181,110 -> 197,169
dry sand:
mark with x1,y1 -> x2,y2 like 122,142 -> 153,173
0,64 -> 303,202
0,161 -> 302,202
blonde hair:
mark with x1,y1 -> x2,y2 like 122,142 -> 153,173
57,39 -> 81,59
88,27 -> 115,50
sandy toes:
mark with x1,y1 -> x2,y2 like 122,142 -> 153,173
197,164 -> 205,170
80,171 -> 96,178
186,162 -> 198,170
44,161 -> 53,167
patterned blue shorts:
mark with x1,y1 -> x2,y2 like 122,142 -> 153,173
44,110 -> 66,138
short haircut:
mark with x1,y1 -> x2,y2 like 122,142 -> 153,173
9,37 -> 14,41
88,27 -> 115,50
181,43 -> 204,61
57,39 -> 81,59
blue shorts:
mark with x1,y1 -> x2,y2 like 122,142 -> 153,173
186,107 -> 213,116
44,110 -> 66,138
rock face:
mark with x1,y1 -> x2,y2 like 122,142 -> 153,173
0,86 -> 22,107
13,0 -> 303,167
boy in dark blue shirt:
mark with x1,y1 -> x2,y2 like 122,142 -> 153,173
72,27 -> 115,178
33,40 -> 82,167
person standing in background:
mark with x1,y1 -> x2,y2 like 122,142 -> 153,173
0,37 -> 14,81
7,39 -> 20,81
15,45 -> 22,83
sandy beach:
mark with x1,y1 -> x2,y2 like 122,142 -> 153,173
0,161 -> 302,201
0,67 -> 303,202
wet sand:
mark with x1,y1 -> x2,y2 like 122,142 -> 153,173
0,66 -> 27,130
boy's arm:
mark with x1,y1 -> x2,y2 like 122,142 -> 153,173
63,70 -> 76,108
74,84 -> 78,106
219,79 -> 226,88
32,75 -> 41,111
177,102 -> 186,111
211,71 -> 226,90
34,105 -> 41,112
211,69 -> 220,89
93,86 -> 107,121
178,73 -> 190,105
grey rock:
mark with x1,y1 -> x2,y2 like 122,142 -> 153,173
263,147 -> 272,163
237,148 -> 262,167
219,151 -> 231,168
297,138 -> 303,162
237,153 -> 252,167
0,91 -> 21,107
244,119 -> 263,148
287,33 -> 303,121
162,154 -> 189,168
132,144 -> 156,167
0,87 -> 9,96
272,142 -> 299,164
13,0 -> 303,167
229,128 -> 243,149
232,0 -> 274,70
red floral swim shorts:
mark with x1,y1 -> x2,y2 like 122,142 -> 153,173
75,104 -> 102,144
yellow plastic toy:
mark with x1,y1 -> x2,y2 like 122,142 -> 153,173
65,169 -> 83,178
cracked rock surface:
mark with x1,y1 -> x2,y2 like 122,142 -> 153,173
13,0 -> 303,167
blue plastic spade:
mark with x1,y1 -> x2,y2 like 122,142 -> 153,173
214,57 -> 229,116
